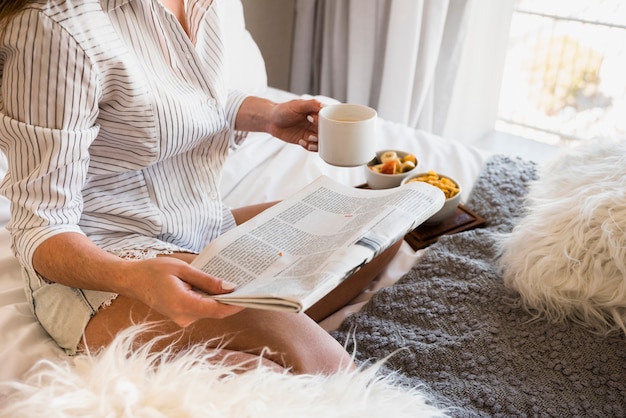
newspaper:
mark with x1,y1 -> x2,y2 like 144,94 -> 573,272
191,175 -> 445,312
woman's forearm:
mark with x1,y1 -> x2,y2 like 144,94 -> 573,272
233,96 -> 322,150
32,232 -> 131,294
234,96 -> 276,133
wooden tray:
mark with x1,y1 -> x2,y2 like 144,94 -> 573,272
354,183 -> 486,251
404,203 -> 486,251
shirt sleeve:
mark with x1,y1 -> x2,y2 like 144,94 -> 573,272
0,10 -> 101,270
225,88 -> 250,148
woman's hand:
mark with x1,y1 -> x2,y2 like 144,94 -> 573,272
235,97 -> 322,151
266,99 -> 322,151
121,257 -> 244,327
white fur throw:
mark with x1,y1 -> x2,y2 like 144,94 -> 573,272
0,326 -> 447,417
500,139 -> 626,335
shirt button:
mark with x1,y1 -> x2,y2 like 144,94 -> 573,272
185,53 -> 193,60
209,192 -> 218,200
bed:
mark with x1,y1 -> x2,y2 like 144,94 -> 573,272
2,1 -> 625,416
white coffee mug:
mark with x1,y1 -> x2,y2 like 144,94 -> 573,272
318,103 -> 377,167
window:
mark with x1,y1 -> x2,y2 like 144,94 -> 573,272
496,0 -> 626,146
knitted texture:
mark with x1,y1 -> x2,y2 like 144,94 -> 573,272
333,155 -> 626,417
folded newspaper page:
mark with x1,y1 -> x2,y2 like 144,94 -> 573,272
191,175 -> 445,312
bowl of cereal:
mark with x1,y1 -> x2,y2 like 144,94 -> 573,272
402,170 -> 461,224
365,150 -> 419,189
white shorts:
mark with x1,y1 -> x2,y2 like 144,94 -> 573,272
22,265 -> 119,355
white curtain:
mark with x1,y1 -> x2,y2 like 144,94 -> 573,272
290,0 -> 472,134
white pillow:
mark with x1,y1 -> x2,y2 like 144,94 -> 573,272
218,0 -> 268,94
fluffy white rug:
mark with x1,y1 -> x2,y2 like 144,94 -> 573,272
0,326 -> 448,418
500,138 -> 626,335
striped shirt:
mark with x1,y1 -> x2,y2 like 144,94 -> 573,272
0,0 -> 248,273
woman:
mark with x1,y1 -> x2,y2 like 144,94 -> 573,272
0,0 -> 400,374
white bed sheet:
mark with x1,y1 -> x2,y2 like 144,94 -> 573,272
0,87 -> 490,382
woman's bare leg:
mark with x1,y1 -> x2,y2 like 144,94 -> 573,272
83,294 -> 353,374
231,201 -> 278,224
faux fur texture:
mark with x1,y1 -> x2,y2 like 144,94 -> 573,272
0,326 -> 448,418
500,139 -> 626,335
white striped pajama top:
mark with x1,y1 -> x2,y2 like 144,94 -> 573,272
0,0 -> 248,275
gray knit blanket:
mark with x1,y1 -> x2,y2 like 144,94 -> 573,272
332,155 -> 626,417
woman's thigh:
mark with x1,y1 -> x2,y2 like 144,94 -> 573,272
83,293 -> 354,374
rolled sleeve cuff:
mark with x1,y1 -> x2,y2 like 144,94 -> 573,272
225,89 -> 249,148
12,224 -> 86,274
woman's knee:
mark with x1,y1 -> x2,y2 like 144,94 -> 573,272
266,314 -> 355,374
202,310 -> 353,374
297,335 -> 355,374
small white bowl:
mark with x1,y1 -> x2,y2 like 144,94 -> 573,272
365,150 -> 419,189
402,171 -> 462,224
